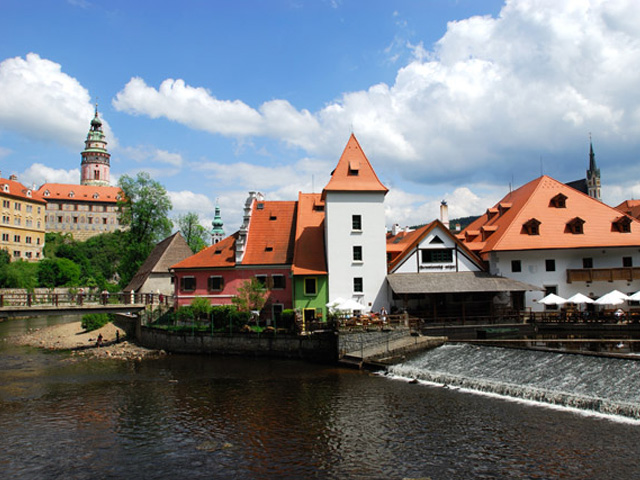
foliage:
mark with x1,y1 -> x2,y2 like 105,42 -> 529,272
190,296 -> 212,322
118,172 -> 173,287
0,249 -> 11,267
281,309 -> 296,331
0,260 -> 38,289
211,305 -> 251,330
81,313 -> 113,332
37,257 -> 82,287
176,212 -> 209,253
231,278 -> 268,313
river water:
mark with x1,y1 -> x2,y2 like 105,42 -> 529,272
1,316 -> 639,480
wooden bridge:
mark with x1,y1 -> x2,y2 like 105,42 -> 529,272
0,291 -> 168,318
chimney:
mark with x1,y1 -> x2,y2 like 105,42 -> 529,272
392,223 -> 400,236
440,200 -> 450,229
9,174 -> 17,181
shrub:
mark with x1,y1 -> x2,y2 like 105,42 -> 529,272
190,296 -> 212,323
81,313 -> 113,332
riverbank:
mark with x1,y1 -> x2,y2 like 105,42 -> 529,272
11,321 -> 164,360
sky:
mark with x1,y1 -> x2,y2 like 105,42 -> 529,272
2,0 -> 640,236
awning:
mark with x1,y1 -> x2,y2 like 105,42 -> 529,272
387,272 -> 541,295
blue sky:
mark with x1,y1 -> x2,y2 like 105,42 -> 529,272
2,0 -> 640,235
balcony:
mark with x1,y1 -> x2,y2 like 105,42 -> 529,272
566,267 -> 640,284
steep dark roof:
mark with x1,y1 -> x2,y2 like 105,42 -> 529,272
125,232 -> 193,292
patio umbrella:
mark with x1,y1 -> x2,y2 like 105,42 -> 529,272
538,293 -> 567,306
565,293 -> 594,305
628,291 -> 640,302
326,297 -> 346,309
594,290 -> 629,306
334,298 -> 366,312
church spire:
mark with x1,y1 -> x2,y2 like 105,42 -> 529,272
80,105 -> 111,186
211,201 -> 225,244
586,135 -> 601,201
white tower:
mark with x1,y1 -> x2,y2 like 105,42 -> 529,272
322,134 -> 389,312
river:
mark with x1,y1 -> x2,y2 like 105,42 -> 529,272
1,316 -> 639,479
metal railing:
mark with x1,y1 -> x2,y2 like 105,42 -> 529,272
0,291 -> 171,308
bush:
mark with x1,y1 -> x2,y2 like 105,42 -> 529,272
190,296 -> 212,323
81,313 -> 113,332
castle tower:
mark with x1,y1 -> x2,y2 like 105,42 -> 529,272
80,105 -> 111,186
586,139 -> 601,201
322,134 -> 389,312
211,202 -> 225,244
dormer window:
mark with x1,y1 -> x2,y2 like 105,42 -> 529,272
26,190 -> 32,197
486,207 -> 499,220
43,190 -> 50,196
498,202 -> 512,215
550,193 -> 567,208
68,191 -> 75,198
3,185 -> 8,193
257,203 -> 264,210
522,218 -> 541,235
269,214 -> 277,221
481,225 -> 498,241
93,193 -> 99,199
566,217 -> 585,234
613,216 -> 632,233
348,160 -> 360,176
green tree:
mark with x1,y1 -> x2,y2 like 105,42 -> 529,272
37,257 -> 82,287
176,212 -> 209,253
190,296 -> 212,325
0,260 -> 39,289
118,172 -> 173,286
231,278 -> 268,313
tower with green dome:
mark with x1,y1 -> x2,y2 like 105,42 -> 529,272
211,202 -> 225,244
80,105 -> 111,186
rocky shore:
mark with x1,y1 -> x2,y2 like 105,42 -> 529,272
12,321 -> 165,360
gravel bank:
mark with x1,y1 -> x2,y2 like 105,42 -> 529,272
11,321 -> 165,360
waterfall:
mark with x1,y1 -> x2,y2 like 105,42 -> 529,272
387,344 -> 640,420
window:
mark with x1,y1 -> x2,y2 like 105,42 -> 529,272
2,200 -> 9,208
545,259 -> 556,272
421,249 -> 453,263
511,260 -> 522,273
304,277 -> 317,295
544,285 -> 558,310
522,218 -> 541,235
272,274 -> 286,289
272,304 -> 284,323
13,251 -> 20,258
13,235 -> 20,243
207,276 -> 224,291
25,236 -> 31,244
26,205 -> 32,213
623,257 -> 633,268
353,245 -> 363,262
613,216 -> 632,233
566,217 -> 585,234
582,258 -> 593,269
180,276 -> 196,292
353,277 -> 363,293
14,202 -> 21,211
352,214 -> 362,231
1,233 -> 8,241
550,193 -> 567,208
255,275 -> 267,287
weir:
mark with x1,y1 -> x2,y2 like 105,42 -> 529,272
387,343 -> 640,420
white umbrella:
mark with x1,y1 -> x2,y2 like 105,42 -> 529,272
326,297 -> 346,308
594,290 -> 629,306
628,291 -> 640,302
336,298 -> 365,312
565,293 -> 594,304
538,293 -> 567,306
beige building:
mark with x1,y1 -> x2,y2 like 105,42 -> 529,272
0,173 -> 46,261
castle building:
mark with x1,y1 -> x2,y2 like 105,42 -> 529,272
38,108 -> 124,240
0,173 -> 46,261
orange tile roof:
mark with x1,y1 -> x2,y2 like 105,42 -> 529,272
386,220 -> 483,272
322,134 -> 388,199
292,192 -> 327,275
38,183 -> 122,203
171,232 -> 237,270
0,177 -> 46,204
462,175 -> 640,257
616,199 -> 640,220
242,200 -> 297,265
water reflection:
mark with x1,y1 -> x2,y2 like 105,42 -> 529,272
1,316 -> 640,479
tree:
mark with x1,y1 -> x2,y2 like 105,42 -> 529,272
231,278 -> 268,313
37,258 -> 82,287
176,212 -> 209,253
0,260 -> 39,289
118,172 -> 173,286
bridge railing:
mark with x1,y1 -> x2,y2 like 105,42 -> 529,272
0,291 -> 172,308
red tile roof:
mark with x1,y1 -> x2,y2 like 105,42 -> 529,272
322,134 -> 388,199
242,200 -> 297,265
616,199 -> 640,220
38,183 -> 122,203
0,177 -> 46,204
171,232 -> 237,270
292,193 -> 327,275
462,175 -> 640,257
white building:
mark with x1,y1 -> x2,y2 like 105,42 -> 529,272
322,134 -> 389,313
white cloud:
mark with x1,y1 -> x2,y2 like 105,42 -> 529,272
112,0 -> 640,189
0,54 -> 115,148
19,163 -> 79,188
120,145 -> 184,167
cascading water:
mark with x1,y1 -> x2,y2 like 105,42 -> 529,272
387,343 -> 640,420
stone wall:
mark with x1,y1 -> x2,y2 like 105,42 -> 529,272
136,326 -> 338,362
